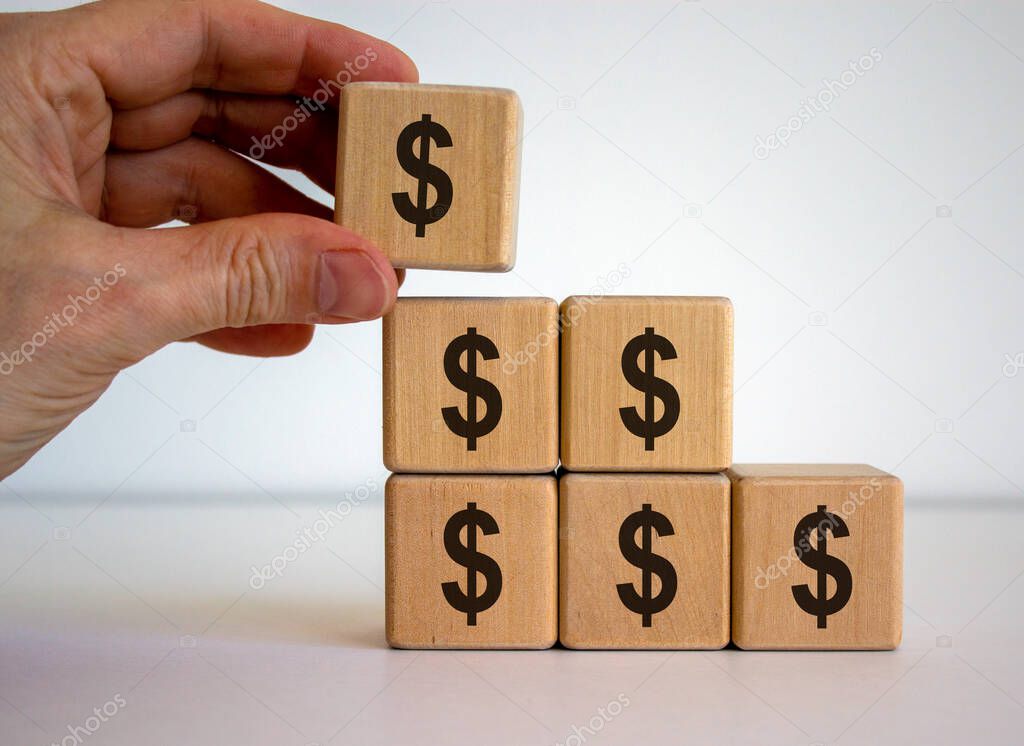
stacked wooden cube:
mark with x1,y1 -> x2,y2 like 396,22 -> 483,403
335,83 -> 903,651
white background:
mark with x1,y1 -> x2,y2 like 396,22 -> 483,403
4,0 -> 1023,501
2,3 -> 1024,745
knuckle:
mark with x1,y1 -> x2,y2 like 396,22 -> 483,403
216,225 -> 289,327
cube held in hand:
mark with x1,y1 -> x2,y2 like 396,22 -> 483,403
336,83 -> 522,271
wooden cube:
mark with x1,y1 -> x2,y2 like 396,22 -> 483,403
559,473 -> 730,649
335,83 -> 522,271
385,474 -> 557,649
560,296 -> 733,472
383,297 -> 558,473
728,464 -> 903,650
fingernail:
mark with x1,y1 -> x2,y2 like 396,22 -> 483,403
318,250 -> 391,320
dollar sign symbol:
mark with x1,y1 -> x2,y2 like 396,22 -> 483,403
441,502 -> 503,626
619,327 -> 681,450
616,504 -> 678,627
442,327 -> 503,451
792,505 -> 853,629
391,114 -> 454,238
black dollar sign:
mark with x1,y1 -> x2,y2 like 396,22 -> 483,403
442,327 -> 502,451
792,505 -> 853,629
441,502 -> 502,626
619,327 -> 681,451
616,503 -> 678,627
391,114 -> 454,237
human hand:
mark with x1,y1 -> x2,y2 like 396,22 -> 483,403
0,0 -> 417,477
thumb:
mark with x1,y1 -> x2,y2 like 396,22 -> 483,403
129,213 -> 399,344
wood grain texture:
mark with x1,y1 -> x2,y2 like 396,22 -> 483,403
727,464 -> 903,650
385,475 -> 557,649
335,83 -> 522,271
559,473 -> 730,649
382,297 -> 559,473
560,296 -> 733,472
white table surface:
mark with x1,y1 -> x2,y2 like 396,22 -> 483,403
1,491 -> 1021,745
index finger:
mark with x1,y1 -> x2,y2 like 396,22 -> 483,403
59,0 -> 418,109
